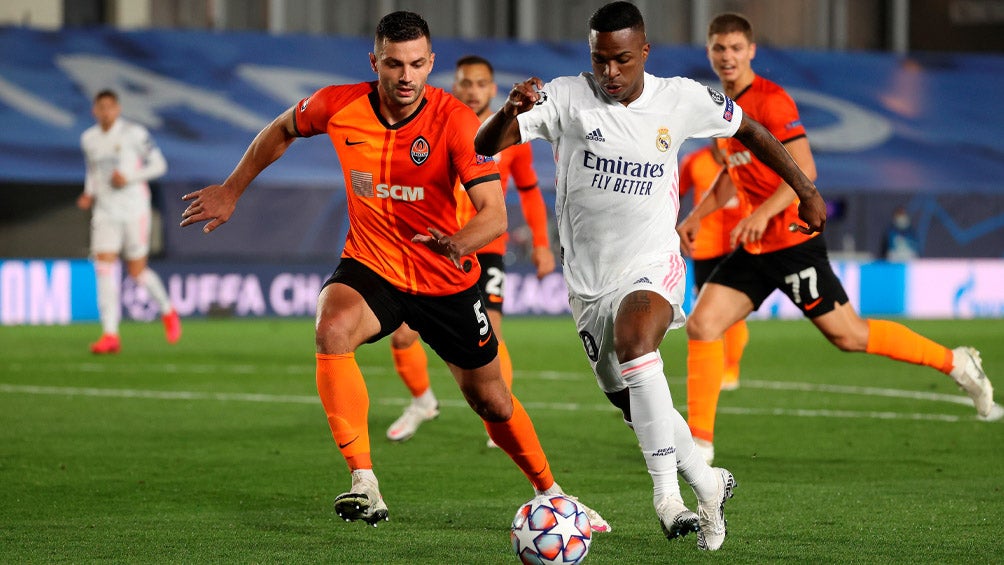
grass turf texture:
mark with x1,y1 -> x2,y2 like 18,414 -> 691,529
1,317 -> 1002,563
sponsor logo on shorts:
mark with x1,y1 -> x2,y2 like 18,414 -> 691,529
478,329 -> 494,347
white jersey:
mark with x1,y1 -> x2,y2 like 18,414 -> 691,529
517,72 -> 742,300
81,118 -> 167,220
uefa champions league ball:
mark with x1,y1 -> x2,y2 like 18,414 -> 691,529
511,495 -> 592,564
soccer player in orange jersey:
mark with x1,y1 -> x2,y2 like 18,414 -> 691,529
678,144 -> 748,391
386,55 -> 556,446
679,13 -> 1000,465
180,11 -> 606,531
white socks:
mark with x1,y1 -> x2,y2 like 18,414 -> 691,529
621,351 -> 720,505
137,268 -> 172,313
620,351 -> 682,501
95,260 -> 119,335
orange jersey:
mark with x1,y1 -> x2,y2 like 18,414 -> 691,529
719,75 -> 815,254
678,146 -> 744,260
294,82 -> 500,295
455,141 -> 549,255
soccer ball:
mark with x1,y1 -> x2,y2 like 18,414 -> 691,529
510,495 -> 592,564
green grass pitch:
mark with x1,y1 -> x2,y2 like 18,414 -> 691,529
1,317 -> 1002,563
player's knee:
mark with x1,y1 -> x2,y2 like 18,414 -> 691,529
314,316 -> 356,354
685,313 -> 720,341
390,327 -> 417,349
464,389 -> 513,422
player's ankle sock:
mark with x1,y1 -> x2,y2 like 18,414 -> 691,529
316,353 -> 372,468
865,319 -> 953,373
498,339 -> 514,391
723,320 -> 749,381
484,395 -> 553,491
621,351 -> 682,501
687,339 -> 725,443
95,260 -> 120,335
137,268 -> 172,312
391,340 -> 430,397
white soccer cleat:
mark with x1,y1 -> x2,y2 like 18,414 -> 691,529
697,467 -> 736,551
334,470 -> 389,526
536,483 -> 611,533
568,495 -> 610,533
386,397 -> 439,441
655,495 -> 700,541
695,438 -> 715,465
950,347 -> 1000,420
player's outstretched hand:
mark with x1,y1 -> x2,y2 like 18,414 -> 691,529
504,78 -> 545,117
413,227 -> 465,270
180,184 -> 238,234
794,192 -> 827,234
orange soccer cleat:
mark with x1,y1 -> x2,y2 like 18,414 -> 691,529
90,334 -> 121,354
162,310 -> 182,344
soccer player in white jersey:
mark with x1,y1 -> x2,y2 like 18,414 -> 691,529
77,89 -> 181,354
476,1 -> 826,552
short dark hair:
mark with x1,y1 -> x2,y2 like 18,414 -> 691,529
588,1 -> 645,34
455,54 -> 494,76
375,11 -> 430,45
94,89 -> 118,103
708,13 -> 754,42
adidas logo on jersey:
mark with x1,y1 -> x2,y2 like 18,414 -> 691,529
633,277 -> 652,285
585,128 -> 606,142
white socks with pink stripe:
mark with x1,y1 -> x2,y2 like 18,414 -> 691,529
620,351 -> 683,502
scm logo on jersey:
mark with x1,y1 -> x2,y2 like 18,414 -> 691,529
410,136 -> 430,165
376,184 -> 425,201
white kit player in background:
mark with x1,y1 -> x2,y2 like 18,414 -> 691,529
77,89 -> 181,354
476,1 -> 825,552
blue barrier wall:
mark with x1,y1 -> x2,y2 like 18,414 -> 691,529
3,258 -> 1001,324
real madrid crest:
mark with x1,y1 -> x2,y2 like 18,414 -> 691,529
410,136 -> 430,165
656,128 -> 671,152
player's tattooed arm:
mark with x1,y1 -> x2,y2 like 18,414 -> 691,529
733,115 -> 826,233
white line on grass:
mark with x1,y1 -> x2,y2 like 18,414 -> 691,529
0,378 -> 991,423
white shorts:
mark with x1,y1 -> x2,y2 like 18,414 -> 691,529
91,210 -> 151,260
569,255 -> 688,393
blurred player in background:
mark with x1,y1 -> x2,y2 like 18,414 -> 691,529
678,143 -> 748,391
477,1 -> 825,551
77,89 -> 181,354
680,12 -> 1000,466
180,11 -> 606,531
386,55 -> 556,446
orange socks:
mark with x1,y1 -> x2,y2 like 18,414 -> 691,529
687,339 -> 725,443
316,352 -> 372,471
865,319 -> 953,373
391,340 -> 430,397
484,395 -> 554,491
498,339 -> 514,392
723,320 -> 749,385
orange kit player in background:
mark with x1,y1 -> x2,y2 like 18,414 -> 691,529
386,55 -> 556,445
180,11 -> 606,530
677,143 -> 748,392
679,13 -> 1000,465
